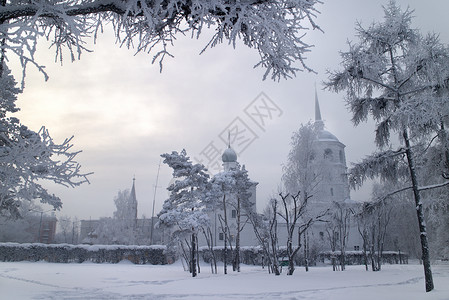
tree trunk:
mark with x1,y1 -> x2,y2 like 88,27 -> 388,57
403,129 -> 434,292
304,230 -> 309,272
287,237 -> 295,275
235,197 -> 241,272
191,231 -> 197,277
363,234 -> 369,271
203,227 -> 217,274
222,195 -> 228,275
370,228 -> 377,271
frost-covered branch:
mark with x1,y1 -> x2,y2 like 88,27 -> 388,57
0,0 -> 322,81
0,65 -> 91,218
349,148 -> 407,189
418,181 -> 449,192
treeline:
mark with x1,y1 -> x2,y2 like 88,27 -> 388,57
199,247 -> 407,268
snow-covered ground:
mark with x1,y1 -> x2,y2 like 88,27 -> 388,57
1,260 -> 449,299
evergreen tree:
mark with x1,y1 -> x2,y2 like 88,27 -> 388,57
158,149 -> 211,277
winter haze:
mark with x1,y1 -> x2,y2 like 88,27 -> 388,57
11,0 -> 449,220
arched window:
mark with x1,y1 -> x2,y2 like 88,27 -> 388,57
339,150 -> 344,163
324,148 -> 333,160
330,187 -> 334,196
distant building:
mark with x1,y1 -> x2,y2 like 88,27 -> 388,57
79,179 -> 165,245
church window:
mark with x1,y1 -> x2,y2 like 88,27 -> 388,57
330,188 -> 334,196
231,209 -> 237,218
324,148 -> 333,160
219,233 -> 224,241
319,231 -> 324,240
334,231 -> 339,240
339,150 -> 344,163
309,152 -> 316,161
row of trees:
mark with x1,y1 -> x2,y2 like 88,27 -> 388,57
157,149 -> 255,276
158,148 -> 331,277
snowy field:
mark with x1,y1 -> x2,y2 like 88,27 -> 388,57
1,260 -> 449,300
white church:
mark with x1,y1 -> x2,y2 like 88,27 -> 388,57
204,90 -> 362,252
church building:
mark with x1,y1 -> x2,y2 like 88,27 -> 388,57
198,144 -> 259,247
304,89 -> 362,252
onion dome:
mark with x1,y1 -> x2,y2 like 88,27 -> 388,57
222,147 -> 237,163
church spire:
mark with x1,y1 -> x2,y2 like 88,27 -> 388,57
131,176 -> 137,202
314,85 -> 324,130
130,176 -> 138,225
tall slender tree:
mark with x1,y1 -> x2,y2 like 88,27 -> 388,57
158,149 -> 211,277
326,1 -> 449,291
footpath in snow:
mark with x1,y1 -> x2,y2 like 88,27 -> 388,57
1,261 -> 449,299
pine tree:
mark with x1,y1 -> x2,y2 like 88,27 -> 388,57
158,149 -> 211,277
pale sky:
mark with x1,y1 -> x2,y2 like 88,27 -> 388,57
11,0 -> 449,221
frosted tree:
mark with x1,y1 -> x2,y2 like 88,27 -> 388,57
418,142 -> 449,260
158,149 -> 211,277
108,188 -> 139,244
55,215 -> 76,243
232,165 -> 254,272
283,121 -> 320,197
325,1 -> 449,291
0,65 -> 90,219
244,197 -> 281,275
0,0 -> 322,82
329,201 -> 353,271
113,189 -> 137,229
356,192 -> 393,272
281,121 -> 328,275
211,163 -> 254,273
324,217 -> 339,271
209,170 -> 235,275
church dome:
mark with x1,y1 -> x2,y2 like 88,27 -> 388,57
318,129 -> 339,142
222,147 -> 237,162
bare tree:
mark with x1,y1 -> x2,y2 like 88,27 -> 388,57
357,199 -> 392,271
325,220 -> 339,271
245,198 -> 281,275
277,191 -> 327,275
331,201 -> 353,271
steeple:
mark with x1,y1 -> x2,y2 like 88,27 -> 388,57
222,131 -> 237,171
314,85 -> 324,130
130,176 -> 138,225
131,177 -> 137,203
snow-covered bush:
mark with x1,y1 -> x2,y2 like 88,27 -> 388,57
0,243 -> 172,264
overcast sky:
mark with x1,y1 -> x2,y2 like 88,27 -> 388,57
12,0 -> 449,220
